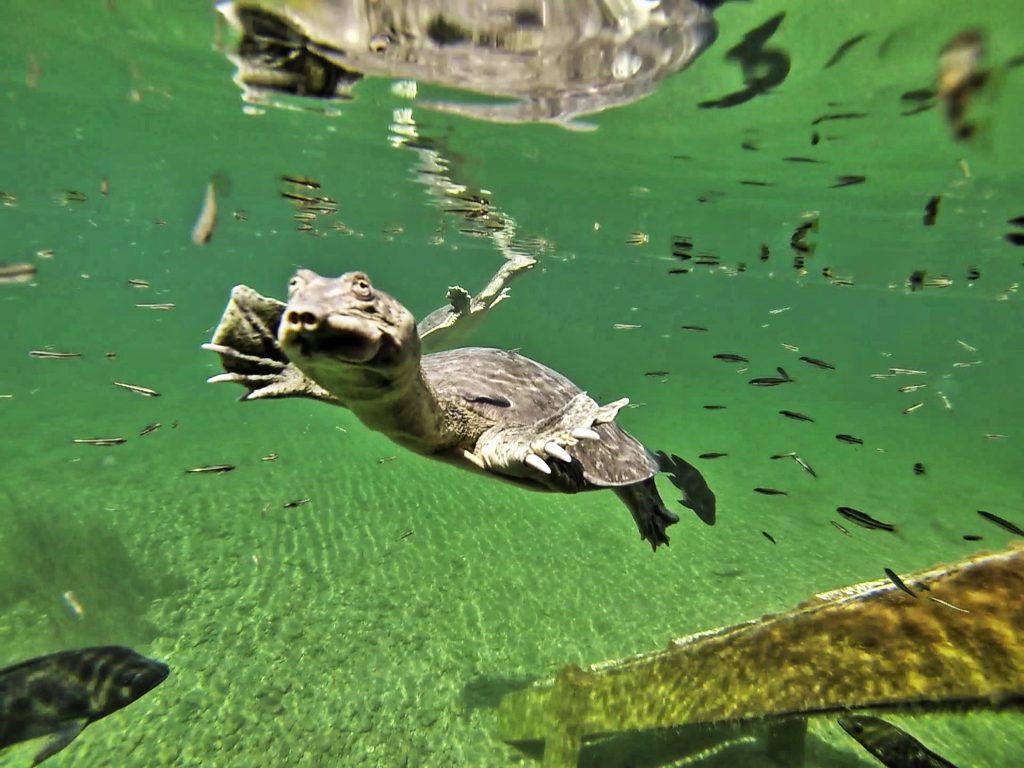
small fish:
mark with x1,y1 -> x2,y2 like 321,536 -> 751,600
837,506 -> 895,532
898,383 -> 929,393
58,190 -> 88,204
29,350 -> 81,359
749,367 -> 794,387
138,421 -> 161,437
626,231 -> 649,246
928,596 -> 970,614
612,323 -> 641,330
261,453 -> 278,462
0,646 -> 169,766
100,176 -> 109,197
956,339 -> 978,352
783,156 -> 824,164
233,209 -> 247,221
135,303 -> 175,310
824,33 -> 869,69
830,520 -> 852,536
754,487 -> 787,496
838,714 -> 958,768
884,568 -> 918,599
127,278 -> 150,288
113,381 -> 161,397
836,434 -> 864,445
902,402 -> 925,415
713,353 -> 748,363
397,529 -> 414,541
792,454 -> 817,478
283,497 -> 311,509
377,456 -> 398,464
281,174 -> 321,189
831,174 -> 867,188
190,178 -> 218,245
644,371 -> 670,378
702,405 -> 727,410
655,452 -> 716,526
977,510 -> 1024,536
72,437 -> 126,446
962,534 -> 982,541
698,452 -> 728,459
812,112 -> 869,125
60,591 -> 86,620
769,306 -> 792,315
185,464 -> 235,474
679,324 -> 708,332
762,531 -> 776,544
923,194 -> 942,226
913,462 -> 926,476
984,433 -> 1007,440
889,367 -> 928,375
799,355 -> 834,370
779,410 -> 814,423
35,249 -> 54,259
0,262 -> 38,284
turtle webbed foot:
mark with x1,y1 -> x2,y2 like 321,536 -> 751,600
202,285 -> 338,404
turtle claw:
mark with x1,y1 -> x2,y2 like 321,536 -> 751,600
572,427 -> 600,441
525,453 -> 553,475
544,441 -> 573,463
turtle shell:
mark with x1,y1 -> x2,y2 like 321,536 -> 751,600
421,347 -> 658,487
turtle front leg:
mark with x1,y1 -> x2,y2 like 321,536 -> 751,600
202,284 -> 339,404
463,393 -> 626,485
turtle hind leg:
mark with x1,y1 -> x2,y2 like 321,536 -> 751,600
613,479 -> 680,551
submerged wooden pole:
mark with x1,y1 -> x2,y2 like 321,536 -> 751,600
497,544 -> 1024,767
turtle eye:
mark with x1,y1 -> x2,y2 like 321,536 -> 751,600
353,277 -> 373,300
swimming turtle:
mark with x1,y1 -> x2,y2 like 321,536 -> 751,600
202,259 -> 715,550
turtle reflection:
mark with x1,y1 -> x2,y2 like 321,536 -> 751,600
216,0 -> 716,128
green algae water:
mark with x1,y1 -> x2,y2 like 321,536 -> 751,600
1,1 -> 1023,766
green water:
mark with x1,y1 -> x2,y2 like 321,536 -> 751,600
1,0 -> 1022,765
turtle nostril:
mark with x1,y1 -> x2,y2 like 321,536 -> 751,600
286,309 -> 320,331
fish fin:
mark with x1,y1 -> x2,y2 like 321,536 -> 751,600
32,719 -> 87,766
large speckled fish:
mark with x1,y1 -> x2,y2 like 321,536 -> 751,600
0,646 -> 169,766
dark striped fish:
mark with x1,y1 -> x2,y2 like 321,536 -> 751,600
836,434 -> 864,445
713,353 -> 748,363
754,487 -> 787,496
837,506 -> 895,532
779,410 -> 814,422
977,510 -> 1024,536
799,355 -> 835,370
884,568 -> 918,599
0,646 -> 168,766
838,714 -> 958,767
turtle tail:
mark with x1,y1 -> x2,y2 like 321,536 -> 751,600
613,479 -> 680,551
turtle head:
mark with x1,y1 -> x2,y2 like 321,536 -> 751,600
278,270 -> 420,394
